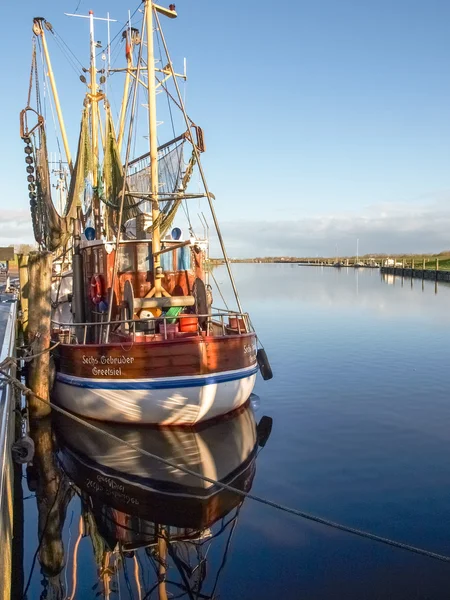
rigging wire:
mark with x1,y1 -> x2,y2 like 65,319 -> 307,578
36,38 -> 47,121
42,62 -> 64,163
209,507 -> 240,598
210,269 -> 230,311
72,0 -> 83,14
156,25 -> 183,193
96,3 -> 141,60
51,32 -> 85,77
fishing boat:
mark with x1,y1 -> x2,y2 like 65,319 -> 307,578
20,3 -> 272,424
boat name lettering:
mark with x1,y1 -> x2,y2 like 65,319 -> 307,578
96,474 -> 125,492
92,367 -> 122,376
244,343 -> 257,355
85,478 -> 139,505
82,355 -> 135,365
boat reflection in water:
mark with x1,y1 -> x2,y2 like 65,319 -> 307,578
51,402 -> 272,598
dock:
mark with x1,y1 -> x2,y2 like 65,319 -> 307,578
380,266 -> 450,281
0,295 -> 17,599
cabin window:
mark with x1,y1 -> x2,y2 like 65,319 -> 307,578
118,245 -> 136,273
98,248 -> 104,273
161,249 -> 173,271
137,243 -> 153,272
93,249 -> 98,273
85,248 -> 93,276
177,246 -> 191,270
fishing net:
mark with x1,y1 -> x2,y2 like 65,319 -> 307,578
101,107 -> 141,231
32,128 -> 76,251
126,141 -> 195,236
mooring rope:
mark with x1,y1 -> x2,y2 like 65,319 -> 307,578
2,361 -> 450,565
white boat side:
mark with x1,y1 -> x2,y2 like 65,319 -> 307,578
53,365 -> 258,424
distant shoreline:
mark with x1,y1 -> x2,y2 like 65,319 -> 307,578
208,254 -> 450,270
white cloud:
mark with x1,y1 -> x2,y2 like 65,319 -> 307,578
0,210 -> 34,245
211,200 -> 450,257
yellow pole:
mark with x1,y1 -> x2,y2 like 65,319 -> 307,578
118,34 -> 133,154
89,11 -> 98,182
145,0 -> 162,297
33,19 -> 73,174
157,533 -> 168,600
88,11 -> 102,238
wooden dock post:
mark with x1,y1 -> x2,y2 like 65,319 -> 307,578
412,258 -> 415,270
18,254 -> 29,343
436,257 -> 439,279
27,251 -> 52,418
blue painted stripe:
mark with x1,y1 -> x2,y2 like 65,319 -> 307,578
56,366 -> 258,390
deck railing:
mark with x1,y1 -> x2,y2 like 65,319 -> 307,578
51,308 -> 252,345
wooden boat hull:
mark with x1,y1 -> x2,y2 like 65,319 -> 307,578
53,333 -> 259,425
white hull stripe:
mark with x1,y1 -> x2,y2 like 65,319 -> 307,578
56,365 -> 259,390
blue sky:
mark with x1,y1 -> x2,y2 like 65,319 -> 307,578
2,0 -> 450,256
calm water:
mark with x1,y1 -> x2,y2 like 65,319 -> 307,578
18,265 -> 450,599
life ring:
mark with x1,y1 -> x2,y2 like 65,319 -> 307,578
90,274 -> 104,305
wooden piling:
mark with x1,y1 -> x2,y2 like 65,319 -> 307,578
18,254 -> 29,343
27,251 -> 52,418
28,415 -> 73,585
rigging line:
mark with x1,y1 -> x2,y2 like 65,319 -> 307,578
36,38 -> 47,121
41,58 -> 64,160
210,269 -> 229,311
51,33 -> 84,77
6,377 -> 450,567
155,23 -> 181,186
27,38 -> 37,108
141,580 -> 160,600
154,11 -> 244,313
96,3 -> 141,59
121,552 -> 135,600
109,36 -> 124,69
51,29 -> 85,71
209,506 -> 240,598
166,541 -> 196,600
154,75 -> 193,127
132,82 -> 140,165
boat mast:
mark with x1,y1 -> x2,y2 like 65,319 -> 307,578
117,16 -> 133,154
32,18 -> 73,175
145,0 -> 162,297
89,10 -> 101,237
